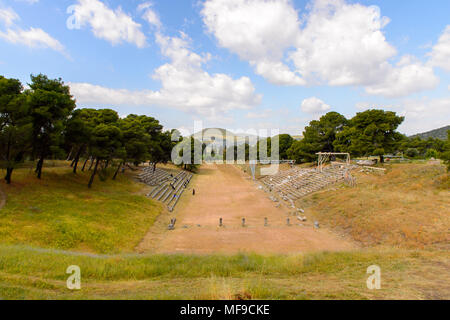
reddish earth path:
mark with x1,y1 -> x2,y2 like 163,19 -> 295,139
138,164 -> 355,254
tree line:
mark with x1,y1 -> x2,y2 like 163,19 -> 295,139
0,74 -> 176,186
286,110 -> 450,169
176,110 -> 449,172
2,73 -> 449,187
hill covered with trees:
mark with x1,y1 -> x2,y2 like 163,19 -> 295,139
410,125 -> 450,140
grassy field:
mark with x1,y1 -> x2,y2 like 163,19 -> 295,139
297,163 -> 450,249
0,162 -> 449,300
0,164 -> 163,253
0,244 -> 448,300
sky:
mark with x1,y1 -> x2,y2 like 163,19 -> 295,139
0,0 -> 449,137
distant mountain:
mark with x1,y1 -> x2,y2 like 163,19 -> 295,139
292,135 -> 304,141
410,125 -> 450,140
192,128 -> 259,145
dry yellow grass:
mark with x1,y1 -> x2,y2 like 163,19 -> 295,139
298,163 -> 450,249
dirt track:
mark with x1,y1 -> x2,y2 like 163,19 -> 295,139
138,164 -> 355,254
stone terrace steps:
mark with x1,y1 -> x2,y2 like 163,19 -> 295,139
138,167 -> 172,186
139,167 -> 193,212
260,166 -> 350,201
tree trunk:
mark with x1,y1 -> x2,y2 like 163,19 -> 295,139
88,158 -> 100,188
66,147 -> 74,161
36,157 -> 44,179
105,159 -> 109,169
153,163 -> 157,172
4,168 -> 13,185
88,157 -> 95,171
81,156 -> 90,172
73,147 -> 83,174
380,155 -> 384,164
113,162 -> 123,180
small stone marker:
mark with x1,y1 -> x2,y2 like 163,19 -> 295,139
242,218 -> 246,227
168,218 -> 177,230
314,221 -> 320,229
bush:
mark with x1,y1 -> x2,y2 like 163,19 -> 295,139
405,148 -> 419,158
441,151 -> 450,172
425,149 -> 438,159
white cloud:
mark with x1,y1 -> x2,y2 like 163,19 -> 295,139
364,55 -> 439,98
0,7 -> 68,57
355,102 -> 397,112
428,25 -> 450,72
290,0 -> 395,87
301,97 -> 331,114
201,0 -> 439,97
246,109 -> 272,119
0,27 -> 67,55
201,0 -> 304,85
72,0 -> 147,48
355,102 -> 375,111
138,2 -> 161,29
70,32 -> 261,120
399,97 -> 450,135
0,7 -> 19,26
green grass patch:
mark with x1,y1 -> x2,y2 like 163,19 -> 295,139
0,245 -> 448,300
0,166 -> 162,253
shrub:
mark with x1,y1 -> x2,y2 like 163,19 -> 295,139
405,148 -> 419,158
425,149 -> 438,159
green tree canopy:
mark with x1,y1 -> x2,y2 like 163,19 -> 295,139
120,115 -> 151,166
88,118 -> 123,188
441,130 -> 450,171
27,74 -> 76,178
287,112 -> 348,163
334,109 -> 404,163
0,76 -> 32,184
173,136 -> 203,172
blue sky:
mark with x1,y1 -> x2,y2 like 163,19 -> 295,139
0,0 -> 449,136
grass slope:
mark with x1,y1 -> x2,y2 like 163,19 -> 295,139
0,165 -> 162,253
298,163 -> 450,249
0,162 -> 449,300
0,245 -> 448,300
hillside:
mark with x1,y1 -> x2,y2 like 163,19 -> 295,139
0,165 -> 163,253
0,162 -> 449,299
192,128 -> 259,145
298,163 -> 450,249
410,125 -> 450,140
